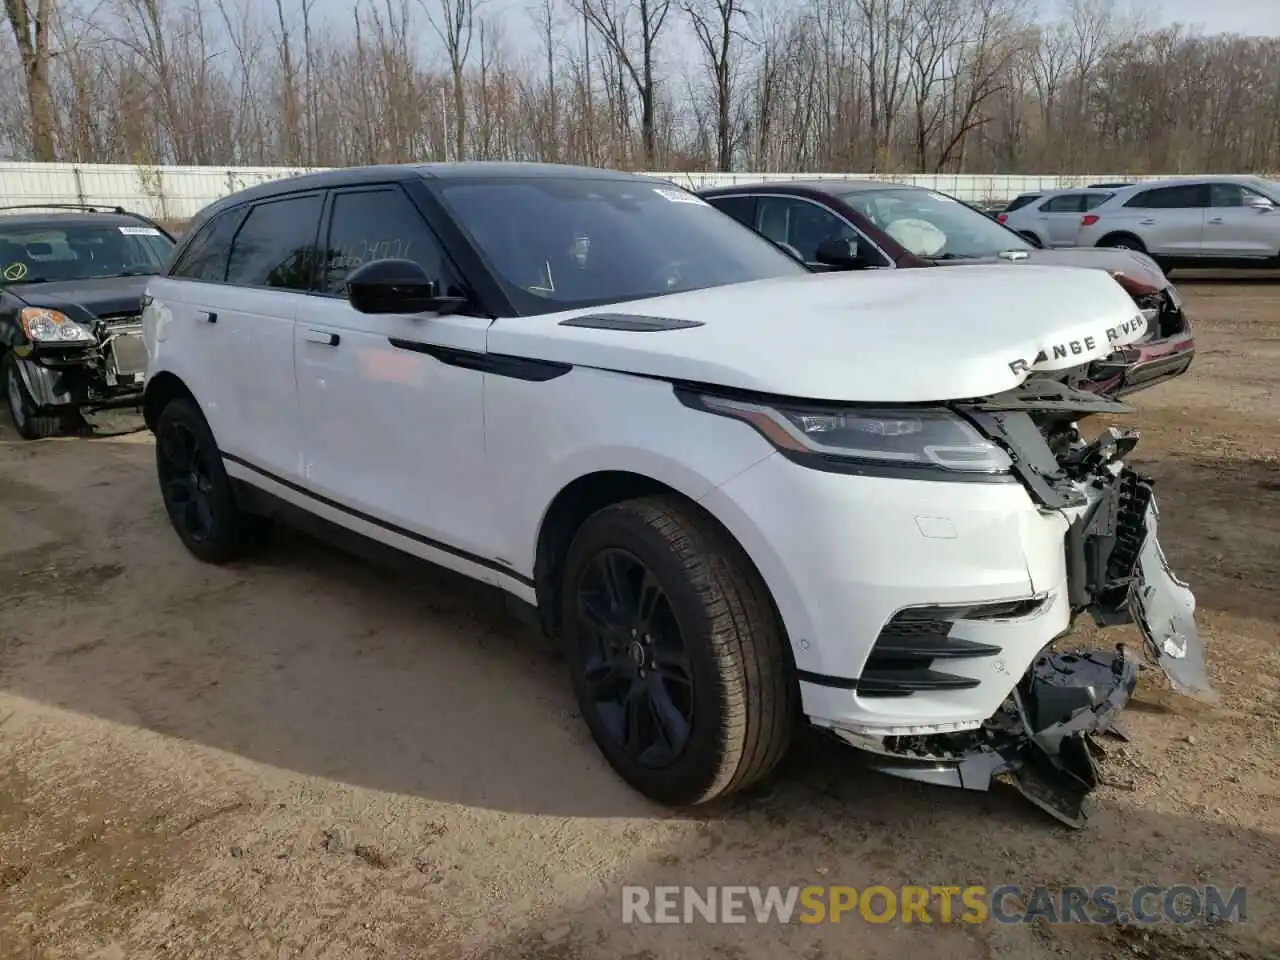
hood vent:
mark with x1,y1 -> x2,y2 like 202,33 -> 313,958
559,313 -> 704,332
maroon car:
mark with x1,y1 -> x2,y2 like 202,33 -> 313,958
699,179 -> 1194,399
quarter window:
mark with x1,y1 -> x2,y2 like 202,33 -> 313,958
708,195 -> 757,228
320,188 -> 450,296
225,194 -> 324,290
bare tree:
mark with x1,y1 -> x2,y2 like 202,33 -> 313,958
420,0 -> 477,160
681,0 -> 751,171
3,0 -> 58,159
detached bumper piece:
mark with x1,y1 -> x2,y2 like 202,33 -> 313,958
857,648 -> 1138,829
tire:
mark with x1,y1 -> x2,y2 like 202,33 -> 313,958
560,495 -> 797,806
3,352 -> 64,440
154,397 -> 270,563
1098,233 -> 1146,252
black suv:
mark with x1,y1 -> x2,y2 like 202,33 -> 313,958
0,204 -> 176,438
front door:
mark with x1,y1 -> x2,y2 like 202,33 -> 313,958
1202,183 -> 1280,259
294,184 -> 500,576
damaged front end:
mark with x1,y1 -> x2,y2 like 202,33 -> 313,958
13,309 -> 147,413
841,379 -> 1214,828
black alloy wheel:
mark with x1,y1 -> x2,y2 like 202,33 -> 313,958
575,546 -> 695,769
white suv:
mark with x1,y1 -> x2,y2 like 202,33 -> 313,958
142,163 -> 1212,826
1076,175 -> 1280,267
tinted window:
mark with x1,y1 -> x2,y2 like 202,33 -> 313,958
225,194 -> 324,290
1040,194 -> 1086,213
320,188 -> 450,296
708,195 -> 757,228
1208,182 -> 1272,207
0,220 -> 174,286
169,209 -> 243,282
839,187 -> 1033,259
435,177 -> 806,315
1125,185 -> 1206,209
1082,193 -> 1112,210
755,197 -> 860,263
1004,194 -> 1041,212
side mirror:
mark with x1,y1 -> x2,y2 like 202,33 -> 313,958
1244,195 -> 1274,212
814,237 -> 868,270
345,258 -> 467,315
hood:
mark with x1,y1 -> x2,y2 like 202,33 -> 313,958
5,275 -> 151,317
931,247 -> 1168,290
487,264 -> 1152,403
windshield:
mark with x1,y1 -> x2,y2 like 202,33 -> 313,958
0,221 -> 173,285
435,177 -> 809,314
841,188 -> 1032,260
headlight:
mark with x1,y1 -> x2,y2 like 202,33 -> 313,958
19,307 -> 95,343
695,395 -> 1012,475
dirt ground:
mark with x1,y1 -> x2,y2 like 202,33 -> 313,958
0,278 -> 1278,960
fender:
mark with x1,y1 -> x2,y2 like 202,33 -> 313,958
9,352 -> 74,408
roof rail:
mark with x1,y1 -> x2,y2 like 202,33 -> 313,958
0,202 -> 175,240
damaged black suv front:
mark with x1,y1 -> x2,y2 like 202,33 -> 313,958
841,378 -> 1213,828
0,207 -> 174,438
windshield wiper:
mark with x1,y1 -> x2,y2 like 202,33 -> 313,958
929,253 -> 979,261
115,268 -> 160,277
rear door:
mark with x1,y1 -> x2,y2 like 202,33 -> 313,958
1124,184 -> 1207,256
1203,182 -> 1279,258
214,191 -> 324,480
1036,193 -> 1088,246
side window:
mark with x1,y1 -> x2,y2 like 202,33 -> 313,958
1081,193 -> 1112,211
708,195 -> 757,229
320,188 -> 449,296
1005,194 -> 1041,212
757,197 -> 858,263
1128,185 -> 1206,209
1041,194 -> 1084,213
168,208 -> 244,282
225,194 -> 324,290
1208,183 -> 1261,207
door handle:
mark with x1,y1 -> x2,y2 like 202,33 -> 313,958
1208,217 -> 1224,224
1139,219 -> 1155,225
302,328 -> 340,346
199,310 -> 217,323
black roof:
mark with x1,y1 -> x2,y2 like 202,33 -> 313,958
0,211 -> 155,231
200,161 -> 663,214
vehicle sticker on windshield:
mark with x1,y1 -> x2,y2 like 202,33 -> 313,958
2,262 -> 27,281
119,226 -> 162,236
927,192 -> 957,202
653,187 -> 709,206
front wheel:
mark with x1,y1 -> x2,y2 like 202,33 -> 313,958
3,352 -> 64,440
560,495 -> 797,806
154,397 -> 270,563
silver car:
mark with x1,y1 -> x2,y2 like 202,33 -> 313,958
1075,175 -> 1280,268
999,188 -> 1117,248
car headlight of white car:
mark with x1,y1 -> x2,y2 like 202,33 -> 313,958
690,394 -> 1013,475
19,307 -> 97,343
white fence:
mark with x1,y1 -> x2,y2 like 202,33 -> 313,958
0,161 -> 1196,221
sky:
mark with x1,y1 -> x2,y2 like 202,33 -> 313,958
1142,0 -> 1280,34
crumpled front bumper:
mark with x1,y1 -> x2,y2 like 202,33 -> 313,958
835,491 -> 1214,828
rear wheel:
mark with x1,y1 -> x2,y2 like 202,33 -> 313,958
560,495 -> 797,806
1098,232 -> 1146,252
2,352 -> 63,440
155,397 -> 270,563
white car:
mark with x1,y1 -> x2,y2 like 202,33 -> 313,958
1075,175 -> 1280,267
998,187 -> 1117,248
141,163 -> 1213,827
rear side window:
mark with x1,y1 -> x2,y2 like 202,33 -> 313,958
1082,193 -> 1113,210
1124,184 -> 1207,209
1040,194 -> 1087,212
319,187 -> 452,296
225,193 -> 324,290
1004,194 -> 1041,212
707,195 -> 757,228
168,208 -> 244,282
